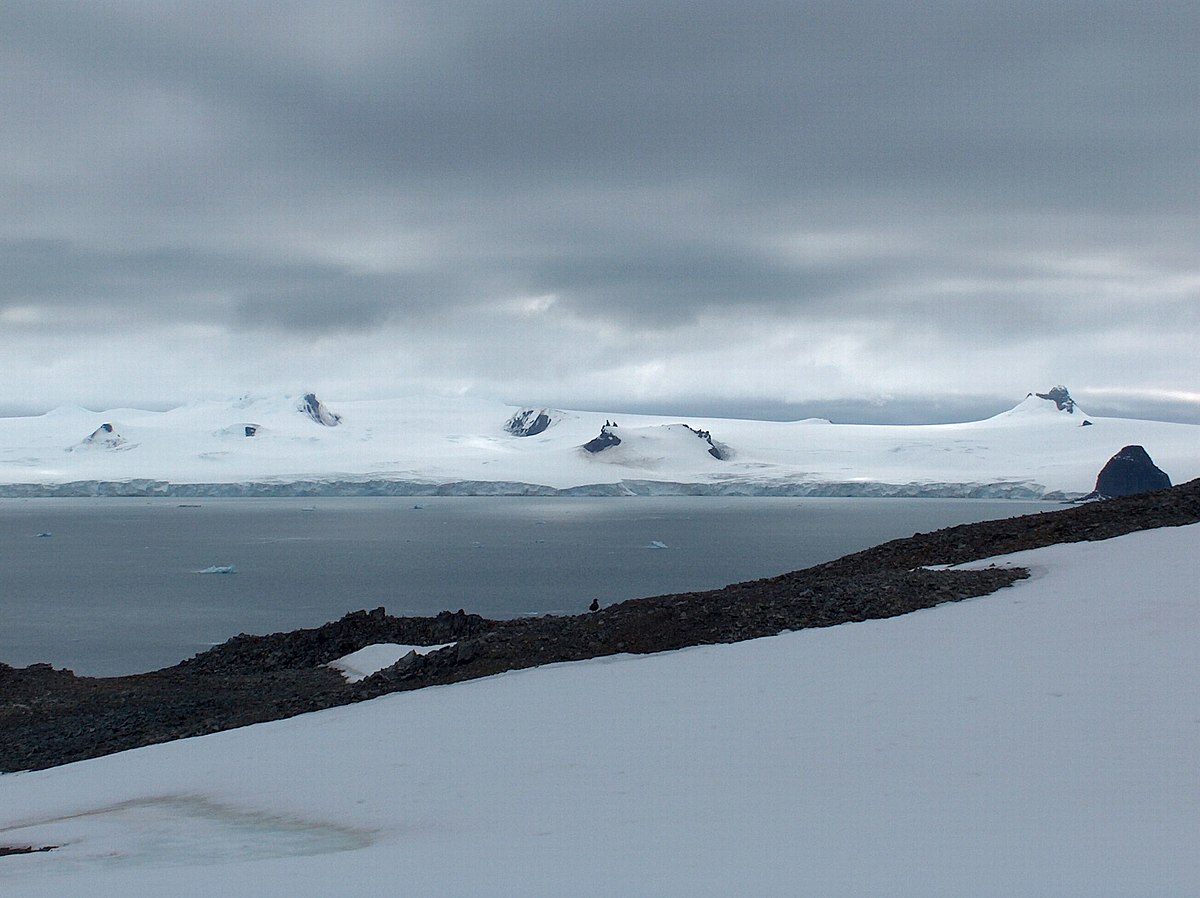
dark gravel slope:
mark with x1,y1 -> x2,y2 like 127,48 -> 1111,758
3,480 -> 1197,772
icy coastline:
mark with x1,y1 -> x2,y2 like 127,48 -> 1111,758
0,477 -> 1071,500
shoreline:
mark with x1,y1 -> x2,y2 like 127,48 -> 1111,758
3,479 -> 1196,773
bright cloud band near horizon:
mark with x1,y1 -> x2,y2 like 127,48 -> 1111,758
2,1 -> 1197,423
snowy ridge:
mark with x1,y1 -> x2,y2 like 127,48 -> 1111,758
0,389 -> 1196,496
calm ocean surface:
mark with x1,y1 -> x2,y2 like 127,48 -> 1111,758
0,497 -> 1053,676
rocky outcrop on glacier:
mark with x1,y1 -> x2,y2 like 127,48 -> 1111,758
1079,445 -> 1171,501
681,424 -> 732,460
1034,385 -> 1076,413
300,393 -> 341,426
505,408 -> 555,437
582,423 -> 621,453
68,423 -> 130,452
581,422 -> 732,461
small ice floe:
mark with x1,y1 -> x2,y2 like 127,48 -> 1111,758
328,643 -> 454,682
647,540 -> 669,549
197,565 -> 238,575
35,532 -> 53,538
412,504 -> 425,510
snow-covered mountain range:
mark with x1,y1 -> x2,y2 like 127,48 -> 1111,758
0,387 -> 1195,498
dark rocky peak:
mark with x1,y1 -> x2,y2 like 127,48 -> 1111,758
300,393 -> 341,426
1081,445 -> 1171,501
582,422 -> 621,453
505,408 -> 555,437
680,424 -> 732,461
71,422 -> 128,451
1034,385 -> 1076,413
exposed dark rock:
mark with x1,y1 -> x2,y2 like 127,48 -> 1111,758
1034,385 -> 1076,413
582,425 -> 621,453
4,478 -> 1199,773
681,424 -> 732,460
244,425 -> 259,437
1080,445 -> 1171,500
300,393 -> 341,426
505,409 -> 554,437
393,649 -> 420,671
71,422 -> 128,451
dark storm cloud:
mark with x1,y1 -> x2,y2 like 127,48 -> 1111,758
0,236 -> 475,336
1,1 -> 1197,414
233,270 -> 470,332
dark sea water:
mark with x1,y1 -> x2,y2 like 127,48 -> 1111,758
0,497 -> 1053,676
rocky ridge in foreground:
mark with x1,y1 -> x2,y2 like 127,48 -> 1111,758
2,480 -> 1198,773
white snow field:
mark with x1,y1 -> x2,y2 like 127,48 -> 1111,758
327,643 -> 454,683
1,523 -> 1197,896
0,389 -> 1197,496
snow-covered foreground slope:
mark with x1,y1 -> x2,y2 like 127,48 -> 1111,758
2,524 -> 1197,896
0,389 -> 1196,496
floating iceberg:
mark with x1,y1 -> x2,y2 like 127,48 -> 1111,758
197,565 -> 238,575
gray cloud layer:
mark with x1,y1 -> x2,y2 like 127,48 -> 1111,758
2,1 -> 1197,419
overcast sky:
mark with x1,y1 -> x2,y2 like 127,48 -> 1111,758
2,1 -> 1197,422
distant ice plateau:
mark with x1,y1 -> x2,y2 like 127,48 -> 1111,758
1,387 -> 1195,499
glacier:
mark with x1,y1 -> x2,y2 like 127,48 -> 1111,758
0,388 -> 1196,498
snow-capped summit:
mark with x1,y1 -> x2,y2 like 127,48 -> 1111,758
988,386 -> 1089,424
